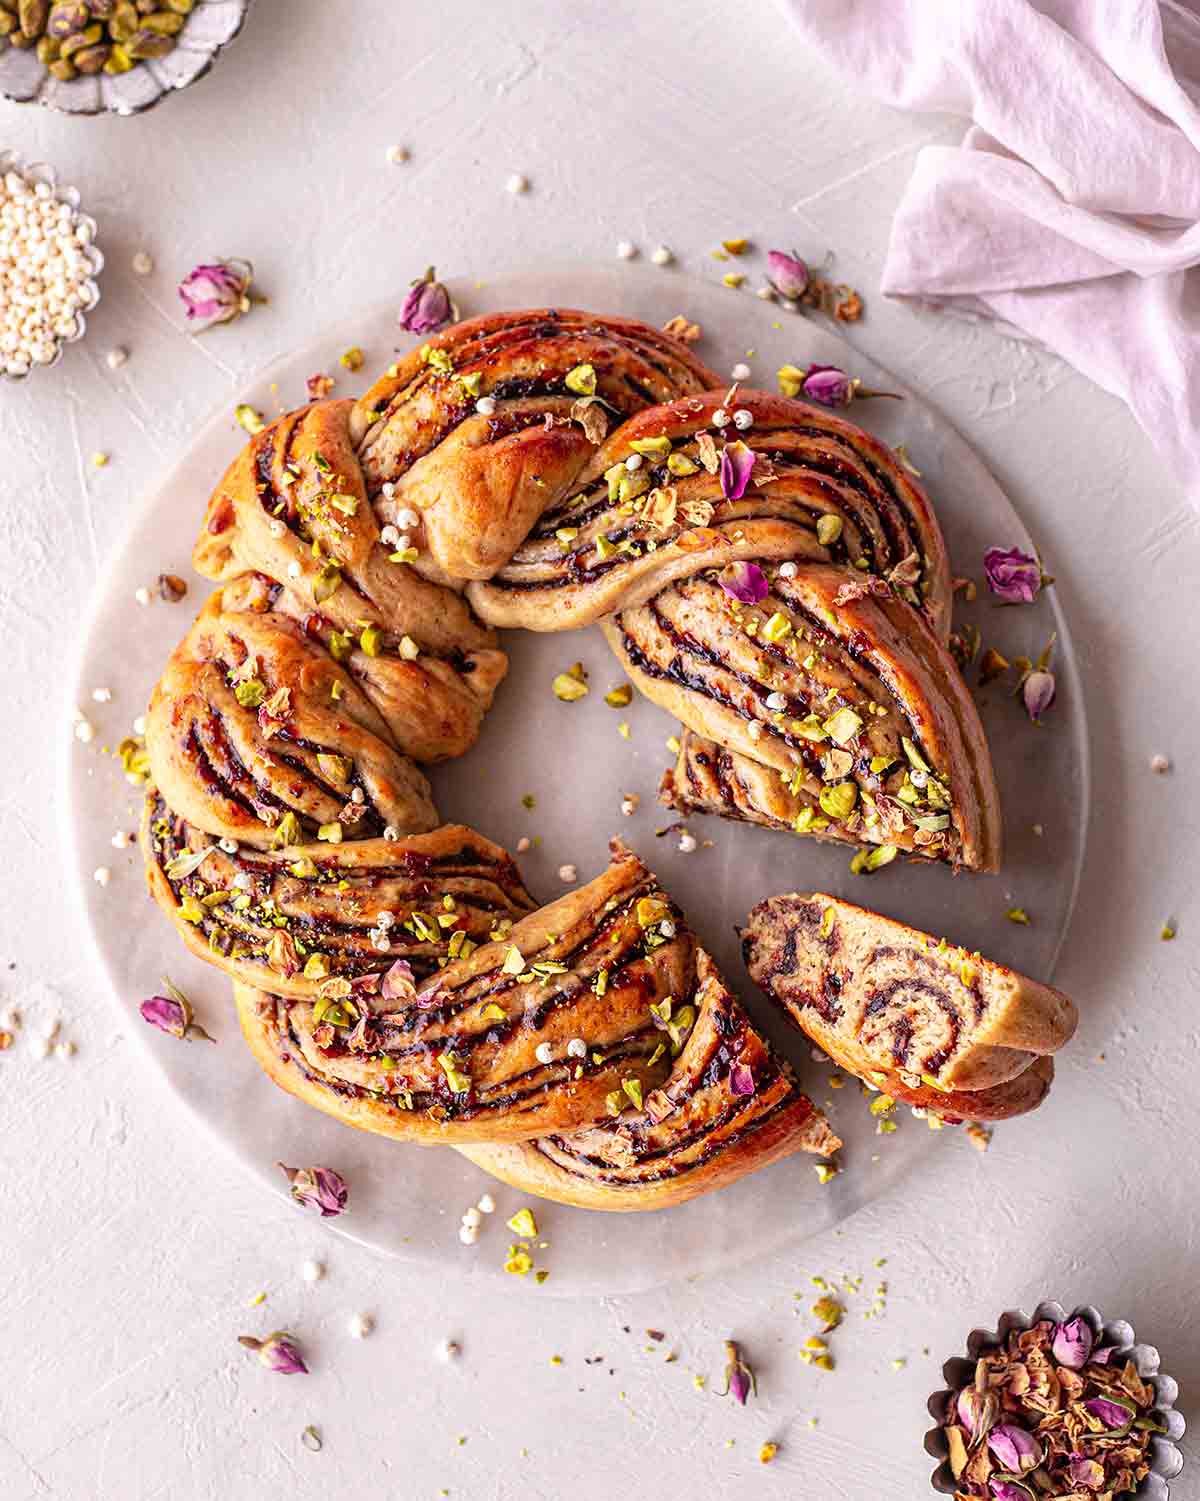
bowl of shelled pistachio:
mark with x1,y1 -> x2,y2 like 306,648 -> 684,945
0,0 -> 252,115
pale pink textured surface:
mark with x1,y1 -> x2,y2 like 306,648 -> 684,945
1,3 -> 1198,1497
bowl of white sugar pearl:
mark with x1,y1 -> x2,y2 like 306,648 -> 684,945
0,148 -> 103,379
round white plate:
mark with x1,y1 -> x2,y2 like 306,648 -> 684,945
63,264 -> 1087,1294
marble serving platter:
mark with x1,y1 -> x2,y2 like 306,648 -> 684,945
62,263 -> 1088,1294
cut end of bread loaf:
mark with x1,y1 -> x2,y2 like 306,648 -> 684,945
741,892 -> 1076,1121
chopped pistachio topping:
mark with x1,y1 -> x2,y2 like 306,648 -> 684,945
818,782 -> 858,820
552,662 -> 589,702
629,436 -> 672,457
360,624 -> 383,657
823,706 -> 863,745
621,1077 -> 644,1111
761,611 -> 793,642
501,946 -> 526,976
816,513 -> 844,546
272,812 -> 302,849
303,953 -> 330,979
317,822 -> 343,844
236,404 -> 265,434
605,683 -> 633,708
398,635 -> 420,660
564,363 -> 596,396
506,1207 -> 538,1237
438,1051 -> 471,1093
850,844 -> 898,874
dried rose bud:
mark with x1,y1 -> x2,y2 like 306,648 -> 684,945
983,545 -> 1042,604
399,266 -> 453,334
719,560 -> 769,605
718,1339 -> 756,1405
1051,1315 -> 1094,1369
988,1422 -> 1042,1473
956,1384 -> 995,1436
1083,1396 -> 1134,1431
139,981 -> 215,1043
719,439 -> 756,501
1068,1455 -> 1105,1489
307,372 -> 335,399
729,1064 -> 756,1097
178,258 -> 256,331
238,1330 -> 308,1375
1022,668 -> 1056,724
277,1162 -> 348,1218
766,249 -> 809,300
797,364 -> 900,409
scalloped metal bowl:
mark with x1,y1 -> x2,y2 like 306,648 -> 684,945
0,148 -> 104,381
924,1301 -> 1185,1499
0,0 -> 251,116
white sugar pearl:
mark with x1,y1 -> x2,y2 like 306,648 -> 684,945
557,864 -> 577,883
111,830 -> 132,849
436,1339 -> 460,1362
765,691 -> 787,711
396,508 -> 420,529
93,866 -> 111,887
617,241 -> 637,260
383,825 -> 400,842
132,251 -> 153,276
477,1193 -> 496,1214
287,561 -> 301,580
379,524 -> 399,547
133,715 -> 147,734
659,920 -> 676,938
733,409 -> 754,430
461,1206 -> 482,1229
475,396 -> 497,416
731,363 -> 751,381
624,453 -> 643,471
747,721 -> 763,742
301,1259 -> 324,1283
134,587 -> 151,606
534,1042 -> 555,1064
106,346 -> 128,369
506,173 -> 528,194
778,561 -> 798,579
386,144 -> 410,164
92,687 -> 111,702
219,838 -> 238,854
651,245 -> 674,266
566,1038 -> 587,1058
459,1224 -> 479,1245
712,408 -> 730,428
678,832 -> 697,853
348,1313 -> 374,1339
268,519 -> 286,538
1151,754 -> 1170,774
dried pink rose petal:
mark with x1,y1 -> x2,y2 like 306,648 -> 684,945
238,1331 -> 308,1375
719,560 -> 769,605
381,958 -> 417,1003
719,439 -> 756,501
988,1424 -> 1042,1473
956,1385 -> 986,1435
1051,1316 -> 1094,1369
766,249 -> 809,301
277,1163 -> 348,1218
178,258 -> 256,331
989,1481 -> 1033,1501
983,545 -> 1042,604
718,1339 -> 756,1405
1067,1454 -> 1105,1490
399,266 -> 453,334
1083,1396 -> 1134,1431
1088,1344 -> 1119,1365
730,1064 -> 756,1097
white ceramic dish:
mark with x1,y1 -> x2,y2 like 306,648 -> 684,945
62,264 -> 1088,1294
0,0 -> 251,116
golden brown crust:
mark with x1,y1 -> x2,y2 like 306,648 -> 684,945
469,388 -> 952,636
350,309 -> 720,579
619,560 -> 1002,873
232,847 -> 837,1176
456,951 -> 840,1211
741,892 -> 1076,1121
141,794 -> 535,1000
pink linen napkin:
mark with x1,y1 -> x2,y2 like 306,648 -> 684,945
782,0 -> 1200,496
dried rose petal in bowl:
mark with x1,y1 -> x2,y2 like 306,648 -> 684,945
924,1301 -> 1185,1500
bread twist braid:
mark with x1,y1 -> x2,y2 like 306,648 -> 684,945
139,305 -> 1008,1207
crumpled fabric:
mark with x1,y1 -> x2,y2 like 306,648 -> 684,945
781,0 -> 1200,496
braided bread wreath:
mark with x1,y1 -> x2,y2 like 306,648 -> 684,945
139,307 -> 1076,1216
